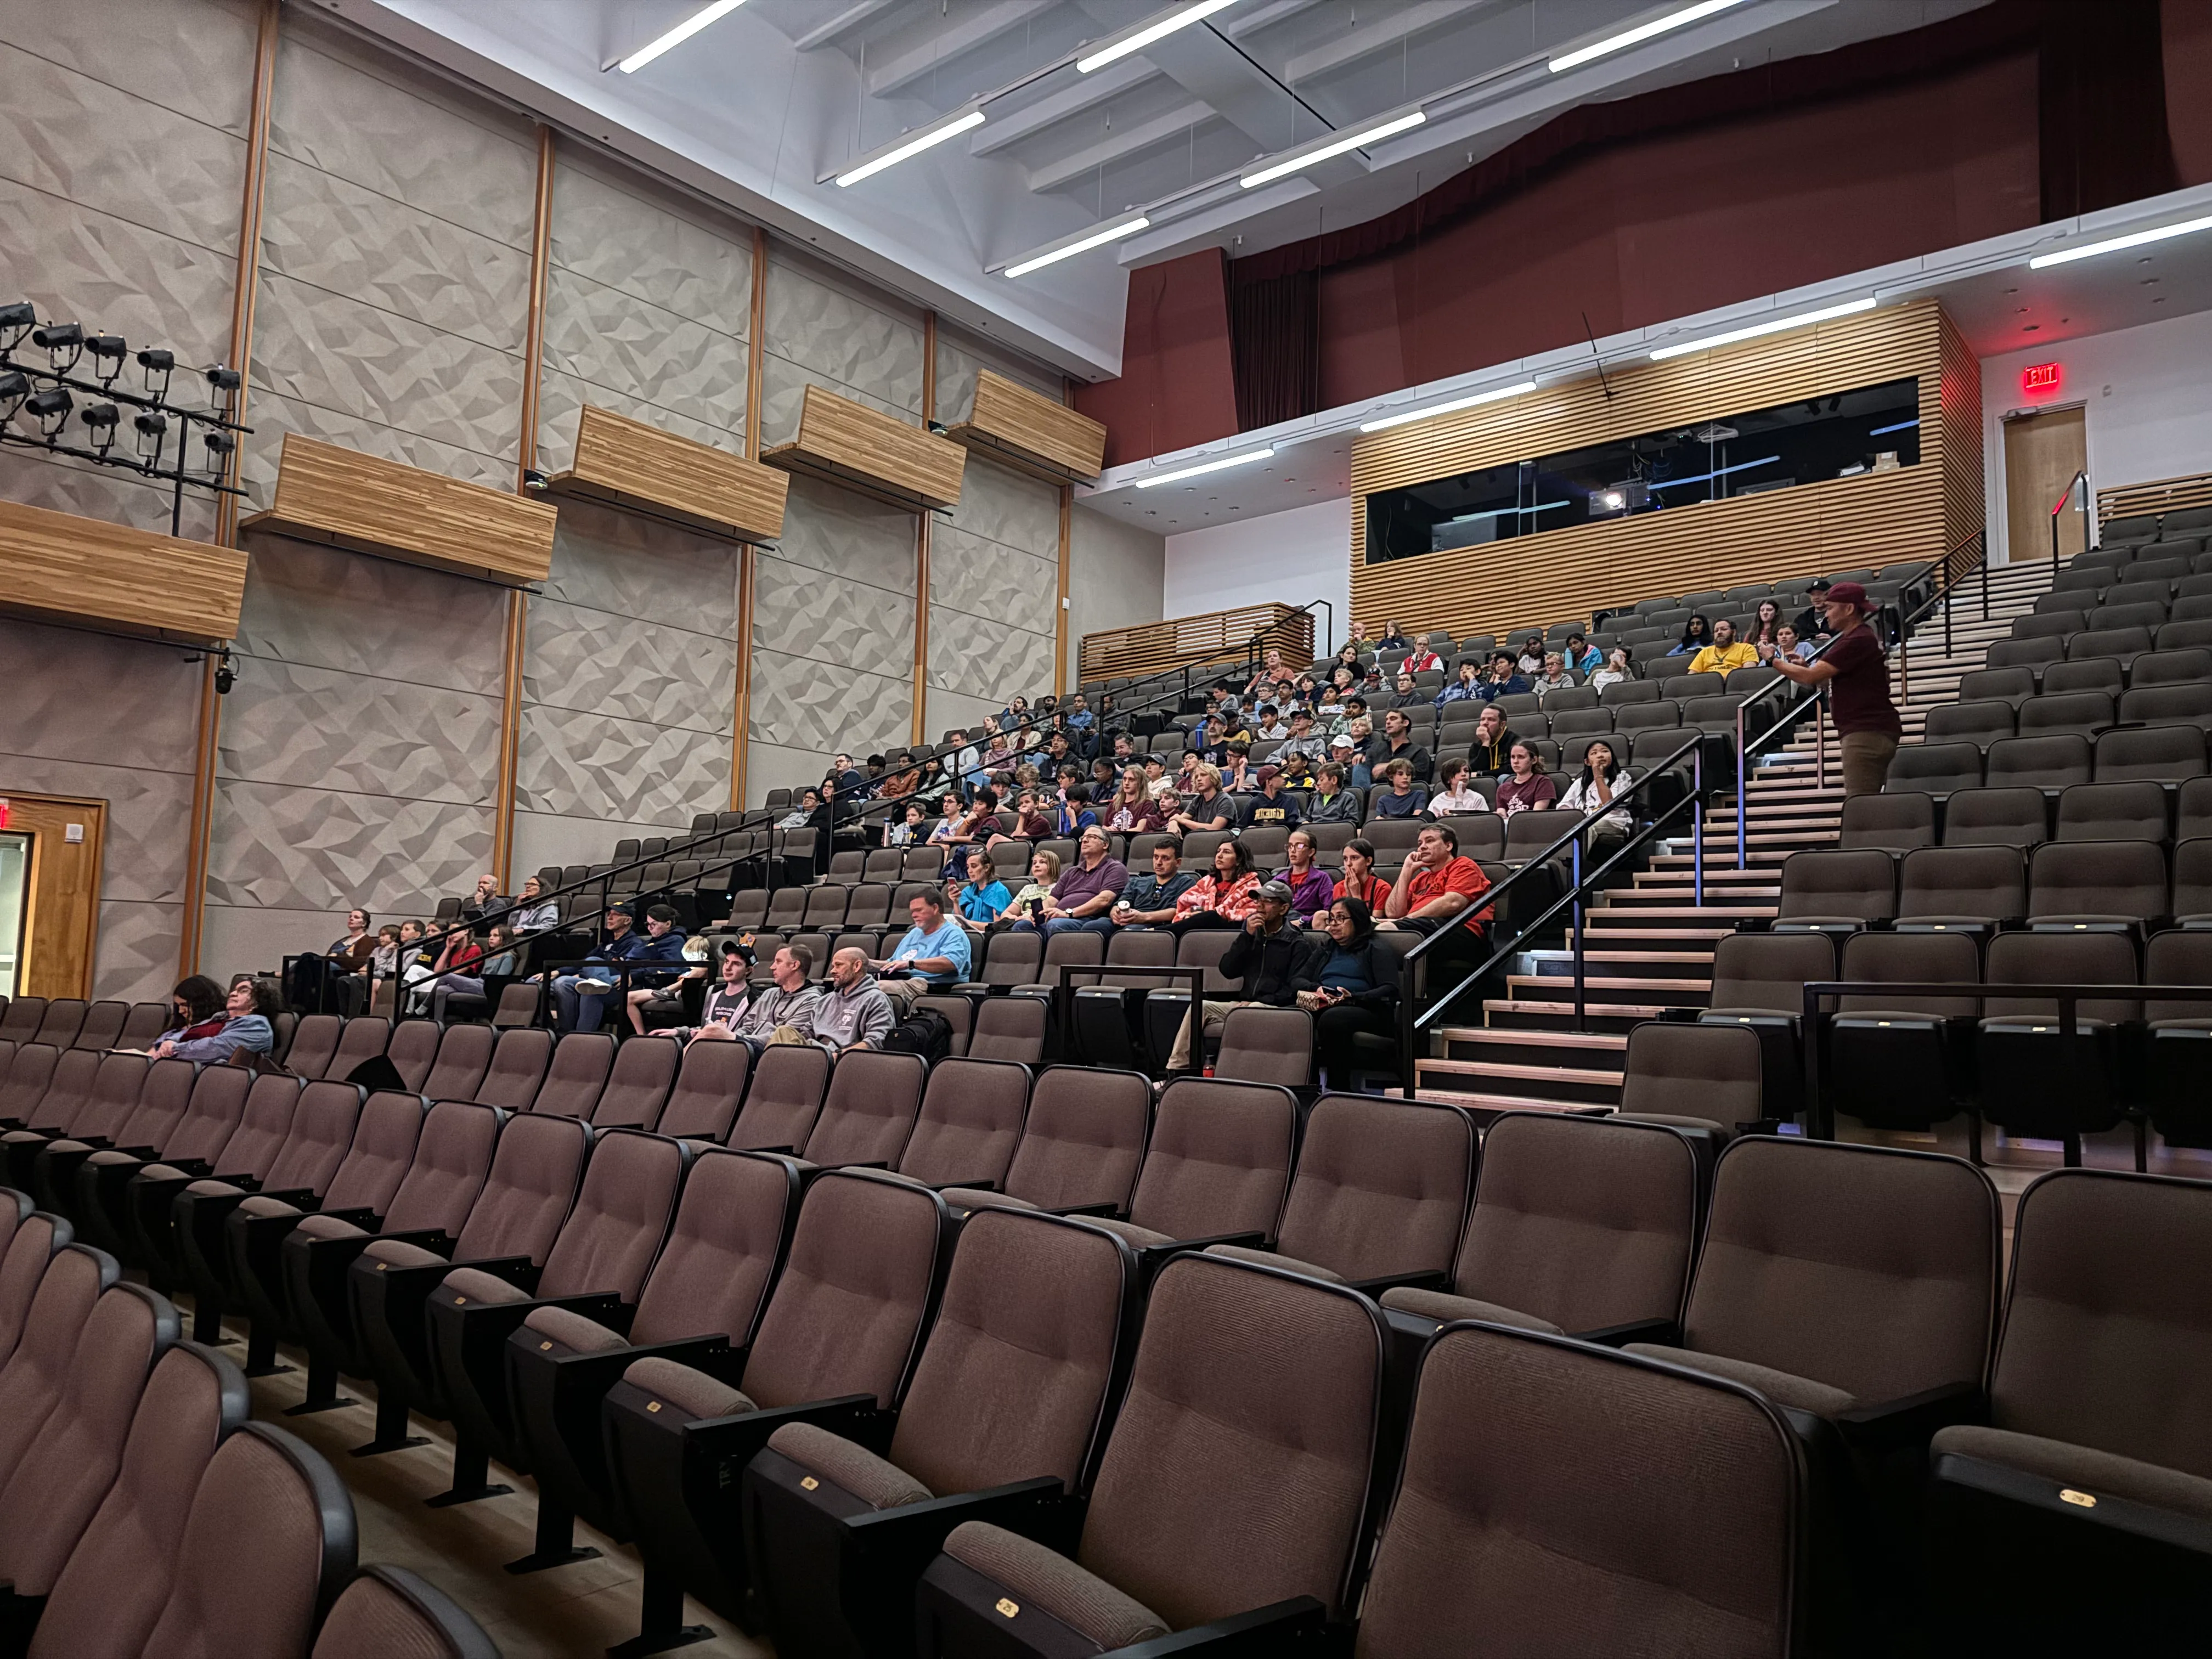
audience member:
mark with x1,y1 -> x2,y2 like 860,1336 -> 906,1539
1434,660 -> 1483,709
550,905 -> 682,1034
1765,622 -> 1814,663
1168,765 -> 1235,834
148,975 -> 227,1052
1427,758 -> 1491,816
1688,618 -> 1759,676
814,948 -> 895,1053
1791,579 -> 1837,644
1274,708 -> 1325,761
884,800 -> 928,847
941,787 -> 1006,848
1307,762 -> 1362,824
870,889 -> 972,1012
1243,766 -> 1303,830
1480,653 -> 1531,699
1380,823 -> 1493,962
459,875 -> 504,926
777,788 -> 821,831
1496,741 -> 1558,815
1172,837 -> 1264,931
624,934 -> 708,1036
1105,771 -> 1162,832
1771,580 -> 1900,797
510,874 -> 558,934
1330,731 -> 1372,789
1052,783 -> 1101,837
1142,755 -> 1172,799
1003,849 -> 1061,927
1561,633 -> 1602,675
830,752 -> 865,794
1334,838 -> 1392,911
1110,838 -> 1197,928
409,925 -> 484,1016
1252,704 -> 1289,742
1278,749 -> 1316,789
368,925 -> 400,979
1467,704 -> 1519,776
325,906 -> 376,1014
1387,673 -> 1425,710
1243,648 -> 1289,699
1166,879 -> 1321,1071
1274,828 -> 1333,924
1218,743 -> 1256,793
1589,646 -> 1634,691
1401,641 -> 1443,673
1669,613 -> 1712,656
1302,896 -> 1403,1091
1376,620 -> 1412,650
1033,826 -> 1128,938
1559,737 -> 1635,852
150,975 -> 281,1064
879,752 -> 921,798
1532,653 -> 1575,695
1370,760 -> 1430,820
1064,693 -> 1096,734
1369,708 -> 1432,783
693,943 -> 822,1049
947,847 -> 1011,933
1745,599 -> 1784,650
654,944 -> 751,1042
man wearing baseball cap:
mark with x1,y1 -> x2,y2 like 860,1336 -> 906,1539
1165,877 -> 1323,1071
1791,578 -> 1836,645
1770,580 -> 1901,797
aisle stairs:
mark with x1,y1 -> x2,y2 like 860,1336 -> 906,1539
1415,560 -> 2055,1113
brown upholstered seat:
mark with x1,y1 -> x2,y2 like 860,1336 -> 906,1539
968,995 -> 1046,1063
1626,1137 -> 1997,1428
1617,1020 -> 1763,1133
531,1030 -> 613,1118
0,1210 -> 65,1370
940,1064 -> 1150,1218
1381,1111 -> 1700,1341
801,1049 -> 926,1168
748,1208 -> 1137,1656
602,1169 -> 950,1646
24,1341 -> 249,1659
76,1063 -> 251,1263
590,1036 -> 679,1130
420,1022 -> 495,1102
1928,1169 -> 2212,1646
127,1073 -> 300,1295
894,1057 -> 1030,1189
654,1039 -> 750,1143
729,1042 -> 829,1152
1115,1077 -> 1296,1251
383,1019 -> 442,1092
309,1565 -> 498,1659
917,1251 -> 1384,1652
0,1243 -> 119,1487
473,1027 -> 552,1110
1357,1322 -> 1802,1658
281,1013 -> 343,1081
1211,1005 -> 1314,1088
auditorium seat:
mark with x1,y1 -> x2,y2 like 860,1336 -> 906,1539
916,1251 -> 1381,1656
1925,701 -> 2014,747
1697,931 -> 1832,1118
1617,1019 -> 1763,1136
473,1026 -> 551,1110
1987,733 -> 2094,792
1210,1004 -> 1313,1088
69,1000 -> 129,1052
74,1064 -> 251,1260
128,1074 -> 302,1304
1828,929 -> 1983,1132
747,1206 -> 1135,1658
1081,1078 -> 1296,1269
894,1057 -> 1030,1191
588,1037 -> 678,1131
310,1565 -> 499,1659
1772,848 -> 1897,932
654,1039 -> 749,1143
602,1169 -> 950,1647
940,1065 -> 1152,1220
1839,791 -> 1934,851
800,1049 -> 926,1168
728,1043 -> 830,1153
968,995 -> 1047,1064
1976,930 -> 2139,1146
1929,1170 -> 2212,1649
2174,837 -> 2212,926
1886,741 -> 1984,798
30,999 -> 87,1050
1958,666 -> 2036,708
14,1052 -> 154,1201
1357,1321 -> 1802,1658
529,1031 -> 613,1120
2095,724 -> 2206,781
0,1241 -> 119,1485
2027,838 -> 2169,928
2143,930 -> 2212,1145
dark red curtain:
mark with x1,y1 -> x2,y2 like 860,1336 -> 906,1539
1229,266 -> 1319,431
2038,0 -> 2178,218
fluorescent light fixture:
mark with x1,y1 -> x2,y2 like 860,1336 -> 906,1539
1447,500 -> 1570,524
1133,447 -> 1274,488
1648,454 -> 1779,492
1240,109 -> 1427,189
1077,0 -> 1241,73
834,107 -> 986,187
2027,212 -> 2212,269
1360,379 -> 1537,432
1549,0 -> 1750,72
1002,215 -> 1152,278
618,0 -> 748,72
1649,296 -> 1876,360
1868,417 -> 1919,436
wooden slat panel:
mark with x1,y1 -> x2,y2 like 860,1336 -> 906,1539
759,383 -> 966,512
544,404 -> 787,543
0,497 -> 247,645
1080,602 -> 1313,682
2098,470 -> 2212,525
1348,300 -> 1976,638
944,369 -> 1108,484
240,433 -> 557,585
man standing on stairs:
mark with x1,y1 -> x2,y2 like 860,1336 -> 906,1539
1768,580 -> 1901,797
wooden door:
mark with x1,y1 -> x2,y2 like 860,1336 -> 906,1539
2004,406 -> 2088,565
0,791 -> 106,999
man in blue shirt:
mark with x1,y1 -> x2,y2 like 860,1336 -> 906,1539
870,888 -> 973,1013
553,904 -> 686,1032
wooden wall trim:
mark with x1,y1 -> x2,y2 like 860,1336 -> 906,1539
944,369 -> 1108,484
184,0 -> 276,975
3,790 -> 108,1000
1057,484 -> 1072,697
543,405 -> 787,544
759,384 -> 967,514
2098,470 -> 2212,524
1347,299 -> 1979,640
732,226 -> 768,807
0,499 -> 247,644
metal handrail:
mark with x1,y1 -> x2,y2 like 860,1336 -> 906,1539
1394,731 -> 1707,1094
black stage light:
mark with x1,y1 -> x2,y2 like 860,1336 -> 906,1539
32,321 -> 83,369
135,347 -> 174,398
24,387 -> 71,433
0,302 -> 31,348
214,645 -> 235,695
0,370 -> 26,420
202,430 -> 236,474
81,402 -> 119,452
204,364 -> 241,392
133,409 -> 167,459
86,334 -> 127,380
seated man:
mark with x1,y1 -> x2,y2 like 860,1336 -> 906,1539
1467,704 -> 1519,777
551,904 -> 684,1034
1379,823 -> 1493,968
691,942 -> 823,1049
1030,826 -> 1128,938
868,888 -> 972,1013
815,946 -> 895,1054
1367,708 -> 1433,785
1165,881 -> 1323,1070
1110,838 -> 1197,929
1688,617 -> 1760,678
1242,764 -> 1303,830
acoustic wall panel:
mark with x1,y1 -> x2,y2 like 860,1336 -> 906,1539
926,456 -> 1060,737
757,250 -> 925,447
511,499 -> 739,877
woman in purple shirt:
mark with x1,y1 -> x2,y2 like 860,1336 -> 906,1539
1272,828 -> 1334,924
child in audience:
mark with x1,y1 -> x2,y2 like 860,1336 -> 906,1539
1496,742 -> 1558,815
1371,761 -> 1429,820
1005,849 -> 1062,927
1011,791 -> 1052,840
883,800 -> 927,847
1427,758 -> 1491,816
1590,647 -> 1634,691
948,847 -> 1011,933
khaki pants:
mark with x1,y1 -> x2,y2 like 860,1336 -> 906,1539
1839,731 -> 1899,798
1167,998 -> 1246,1071
879,977 -> 930,1015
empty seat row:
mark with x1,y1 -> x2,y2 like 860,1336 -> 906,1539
1775,839 -> 2201,932
1847,785 -> 2212,854
1988,620 -> 2212,670
1960,648 -> 2212,704
1888,730 -> 2212,797
0,998 -> 171,1054
1926,689 -> 2212,747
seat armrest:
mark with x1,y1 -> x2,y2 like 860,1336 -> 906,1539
926,1179 -> 996,1194
1573,1317 -> 1680,1348
1655,1007 -> 1700,1023
686,1395 -> 885,1476
1346,1268 -> 1451,1298
251,1187 -> 318,1209
1136,1233 -> 1268,1283
314,1205 -> 380,1231
369,1228 -> 456,1256
841,1477 -> 1076,1572
545,1335 -> 740,1393
1835,1380 -> 1984,1454
1048,1201 -> 1121,1218
116,1144 -> 161,1160
1109,1596 -> 1333,1656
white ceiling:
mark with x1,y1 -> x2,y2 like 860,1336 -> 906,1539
1071,182 -> 2212,534
331,0 -> 1991,381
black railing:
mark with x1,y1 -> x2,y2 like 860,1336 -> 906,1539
1396,731 -> 1707,1094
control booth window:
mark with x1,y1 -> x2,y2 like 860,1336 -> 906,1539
1364,377 -> 1921,564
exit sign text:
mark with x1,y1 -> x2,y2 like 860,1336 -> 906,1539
2022,362 -> 2063,393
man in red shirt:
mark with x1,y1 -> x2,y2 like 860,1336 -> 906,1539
1769,580 -> 1902,797
1380,823 -> 1493,966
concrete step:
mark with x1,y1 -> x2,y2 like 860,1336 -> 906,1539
1437,1025 -> 1629,1067
1505,973 -> 1708,1006
1413,1057 -> 1624,1105
1480,998 -> 1681,1032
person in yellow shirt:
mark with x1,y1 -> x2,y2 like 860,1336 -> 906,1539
1688,618 -> 1760,678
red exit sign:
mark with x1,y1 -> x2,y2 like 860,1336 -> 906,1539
2022,362 -> 2063,394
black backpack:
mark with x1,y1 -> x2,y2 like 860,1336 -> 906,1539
882,1007 -> 953,1064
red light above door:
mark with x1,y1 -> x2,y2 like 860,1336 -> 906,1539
2022,362 -> 2062,394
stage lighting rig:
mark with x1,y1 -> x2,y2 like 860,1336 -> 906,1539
24,387 -> 71,436
133,409 -> 167,462
86,334 -> 127,384
0,303 -> 32,350
80,402 -> 120,454
135,348 -> 174,399
31,321 -> 83,372
0,371 -> 25,422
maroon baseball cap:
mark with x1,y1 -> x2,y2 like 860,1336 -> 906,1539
1255,763 -> 1280,784
1826,581 -> 1874,612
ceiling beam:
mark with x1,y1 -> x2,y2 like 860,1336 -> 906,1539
1024,100 -> 1215,191
865,0 -> 1056,98
1281,1 -> 1488,82
968,56 -> 1158,155
792,0 -> 902,53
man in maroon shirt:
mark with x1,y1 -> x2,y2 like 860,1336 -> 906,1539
1769,580 -> 1901,796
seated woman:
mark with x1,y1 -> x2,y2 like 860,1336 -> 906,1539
325,906 -> 376,1015
151,976 -> 282,1064
1002,848 -> 1062,929
1668,613 -> 1712,657
428,924 -> 517,1025
1426,758 -> 1491,817
1333,838 -> 1393,911
947,846 -> 1012,934
1558,737 -> 1637,856
1171,838 -> 1263,934
1495,742 -> 1557,816
1273,828 -> 1334,926
1299,896 -> 1403,1091
409,924 -> 484,1015
510,873 -> 560,936
146,975 -> 227,1052
1105,770 -> 1165,833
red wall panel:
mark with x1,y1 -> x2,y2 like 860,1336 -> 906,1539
1073,247 -> 1239,467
